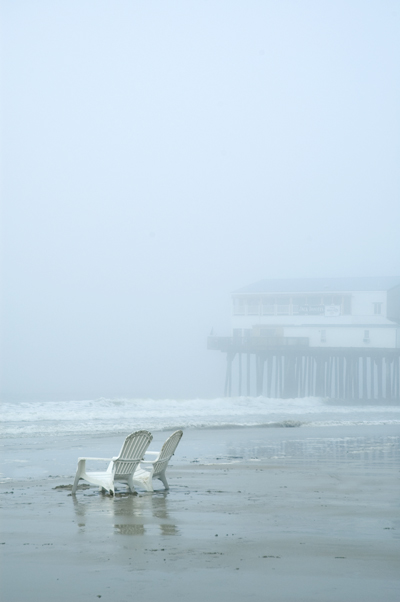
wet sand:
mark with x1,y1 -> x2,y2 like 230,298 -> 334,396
1,426 -> 399,601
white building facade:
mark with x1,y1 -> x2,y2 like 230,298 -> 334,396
208,277 -> 400,399
231,277 -> 400,349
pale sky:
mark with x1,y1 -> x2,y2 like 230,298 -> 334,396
1,1 -> 399,400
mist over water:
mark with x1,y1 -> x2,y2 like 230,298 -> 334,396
1,1 -> 400,403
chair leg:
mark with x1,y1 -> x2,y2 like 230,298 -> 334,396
133,468 -> 154,492
138,474 -> 154,492
127,475 -> 136,494
72,474 -> 80,495
159,470 -> 169,490
143,479 -> 154,492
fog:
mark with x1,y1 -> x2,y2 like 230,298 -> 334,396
1,1 -> 399,401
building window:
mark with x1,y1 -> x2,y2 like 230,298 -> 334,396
260,328 -> 276,338
293,297 -> 306,315
277,305 -> 290,315
373,302 -> 382,315
305,296 -> 324,315
262,297 -> 275,315
363,330 -> 370,343
276,296 -> 290,315
233,298 -> 245,316
342,296 -> 352,315
320,330 -> 326,343
247,298 -> 260,315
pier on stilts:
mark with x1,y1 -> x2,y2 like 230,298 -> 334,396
209,337 -> 400,400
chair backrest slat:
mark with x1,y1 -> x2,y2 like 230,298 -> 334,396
114,430 -> 153,476
153,430 -> 183,475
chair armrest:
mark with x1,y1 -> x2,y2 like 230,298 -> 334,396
144,451 -> 160,457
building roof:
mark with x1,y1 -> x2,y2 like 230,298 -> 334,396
234,277 -> 400,295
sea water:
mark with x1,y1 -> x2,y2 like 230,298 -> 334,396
1,397 -> 399,481
2,396 -> 400,438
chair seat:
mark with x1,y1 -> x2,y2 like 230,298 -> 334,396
85,470 -> 109,478
133,467 -> 151,479
132,430 -> 183,492
78,470 -> 114,491
72,430 -> 153,495
131,467 -> 153,491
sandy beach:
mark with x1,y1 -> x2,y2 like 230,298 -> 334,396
1,425 -> 399,602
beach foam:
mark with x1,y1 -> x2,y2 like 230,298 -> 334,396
1,396 -> 399,437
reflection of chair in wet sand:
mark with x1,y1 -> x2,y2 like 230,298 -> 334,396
132,430 -> 183,492
115,523 -> 145,536
72,430 -> 153,495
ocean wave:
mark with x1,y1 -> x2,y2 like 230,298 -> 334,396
1,396 -> 399,437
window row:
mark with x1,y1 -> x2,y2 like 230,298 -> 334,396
320,330 -> 371,343
233,295 -> 352,316
232,328 -> 371,343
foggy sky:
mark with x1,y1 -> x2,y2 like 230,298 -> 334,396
1,1 -> 399,401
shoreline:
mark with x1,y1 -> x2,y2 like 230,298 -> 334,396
1,423 -> 399,481
1,425 -> 399,601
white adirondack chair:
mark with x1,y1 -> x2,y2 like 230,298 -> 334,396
131,430 -> 183,492
72,430 -> 153,495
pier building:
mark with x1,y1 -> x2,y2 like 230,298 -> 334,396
208,277 -> 400,399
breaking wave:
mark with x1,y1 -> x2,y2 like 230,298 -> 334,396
1,396 -> 399,437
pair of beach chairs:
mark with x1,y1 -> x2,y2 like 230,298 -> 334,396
71,430 -> 182,496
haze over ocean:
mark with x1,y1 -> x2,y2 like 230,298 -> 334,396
2,1 -> 399,402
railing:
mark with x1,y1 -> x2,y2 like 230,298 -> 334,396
207,336 -> 309,351
233,303 -> 342,316
277,304 -> 290,315
261,304 -> 275,315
